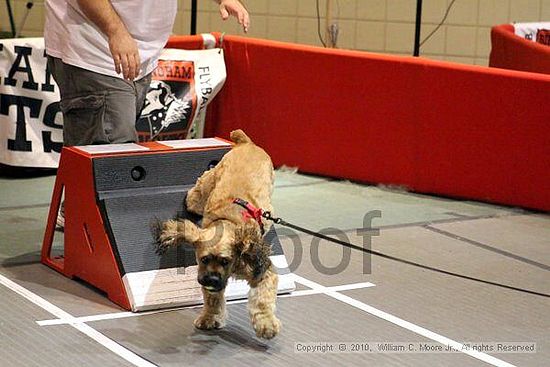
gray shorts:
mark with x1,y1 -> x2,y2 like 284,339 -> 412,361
47,56 -> 151,146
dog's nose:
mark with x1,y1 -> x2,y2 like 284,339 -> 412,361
199,273 -> 223,292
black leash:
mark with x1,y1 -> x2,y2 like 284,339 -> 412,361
262,211 -> 550,299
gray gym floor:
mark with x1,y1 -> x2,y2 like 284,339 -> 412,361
1,168 -> 549,367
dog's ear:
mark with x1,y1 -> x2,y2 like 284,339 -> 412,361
158,219 -> 201,250
234,222 -> 262,255
234,223 -> 272,279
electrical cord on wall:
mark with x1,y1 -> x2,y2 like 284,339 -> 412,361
316,0 -> 327,47
316,0 -> 457,50
316,0 -> 341,48
420,0 -> 458,47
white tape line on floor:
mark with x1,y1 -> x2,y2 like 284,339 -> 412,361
37,281 -> 376,326
0,273 -> 157,367
292,275 -> 516,367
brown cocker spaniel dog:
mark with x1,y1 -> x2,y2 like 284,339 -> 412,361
159,129 -> 281,339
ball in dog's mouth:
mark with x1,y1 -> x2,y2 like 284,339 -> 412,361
198,274 -> 225,292
204,285 -> 225,293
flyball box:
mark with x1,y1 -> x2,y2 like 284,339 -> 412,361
41,138 -> 295,311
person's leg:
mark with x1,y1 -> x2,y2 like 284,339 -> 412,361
132,73 -> 153,142
47,56 -> 152,230
135,73 -> 152,120
103,72 -> 152,143
47,56 -> 145,146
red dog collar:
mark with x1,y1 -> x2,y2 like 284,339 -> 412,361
233,198 -> 265,234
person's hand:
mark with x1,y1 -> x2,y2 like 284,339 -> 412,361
108,27 -> 141,80
219,0 -> 250,33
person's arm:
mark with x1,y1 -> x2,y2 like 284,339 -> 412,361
77,0 -> 140,80
217,0 -> 250,33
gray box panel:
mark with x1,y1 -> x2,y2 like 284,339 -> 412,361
92,148 -> 230,192
101,190 -> 286,275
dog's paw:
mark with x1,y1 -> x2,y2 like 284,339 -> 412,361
194,314 -> 226,330
158,232 -> 177,248
150,218 -> 166,254
253,314 -> 281,340
156,234 -> 175,255
156,220 -> 180,252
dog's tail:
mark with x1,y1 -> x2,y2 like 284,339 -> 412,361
230,129 -> 252,145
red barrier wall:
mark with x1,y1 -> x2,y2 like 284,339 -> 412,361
166,34 -> 215,50
490,24 -> 550,75
169,35 -> 550,211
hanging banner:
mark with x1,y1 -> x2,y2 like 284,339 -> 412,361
136,47 -> 226,141
0,37 -> 62,168
0,37 -> 226,168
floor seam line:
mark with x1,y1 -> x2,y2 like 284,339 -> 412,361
423,225 -> 550,271
274,180 -> 335,190
275,212 -> 533,238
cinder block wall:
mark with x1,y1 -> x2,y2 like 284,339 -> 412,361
2,0 -> 549,66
